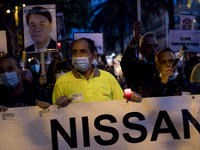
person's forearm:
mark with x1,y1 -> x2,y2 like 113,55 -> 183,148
121,42 -> 138,62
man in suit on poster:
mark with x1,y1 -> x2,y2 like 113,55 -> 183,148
25,6 -> 56,53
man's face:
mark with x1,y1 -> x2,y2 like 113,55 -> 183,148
156,51 -> 176,73
0,58 -> 22,78
141,37 -> 158,62
28,14 -> 52,45
71,40 -> 95,62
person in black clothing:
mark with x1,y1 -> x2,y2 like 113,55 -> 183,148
139,48 -> 199,97
28,57 -> 47,88
120,21 -> 159,93
46,59 -> 72,100
0,53 -> 50,112
46,51 -> 63,87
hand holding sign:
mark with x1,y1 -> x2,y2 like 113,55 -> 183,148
56,95 -> 72,108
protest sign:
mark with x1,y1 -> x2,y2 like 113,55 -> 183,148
23,4 -> 57,53
0,95 -> 200,150
169,30 -> 200,52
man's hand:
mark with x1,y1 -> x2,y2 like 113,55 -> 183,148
131,92 -> 142,103
36,100 -> 50,109
0,105 -> 8,112
56,95 -> 72,108
132,21 -> 144,42
161,68 -> 174,84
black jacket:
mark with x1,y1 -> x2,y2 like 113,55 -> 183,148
25,38 -> 56,52
0,80 -> 50,107
139,74 -> 200,98
120,44 -> 157,93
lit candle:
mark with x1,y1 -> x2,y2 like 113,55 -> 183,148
124,88 -> 132,100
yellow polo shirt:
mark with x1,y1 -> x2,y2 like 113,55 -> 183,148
52,68 -> 124,104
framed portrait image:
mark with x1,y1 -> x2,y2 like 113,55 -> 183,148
180,15 -> 195,30
23,4 -> 57,53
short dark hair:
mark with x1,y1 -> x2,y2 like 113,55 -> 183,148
54,59 -> 72,73
155,47 -> 175,62
26,6 -> 52,26
139,32 -> 156,47
70,37 -> 97,54
0,53 -> 21,68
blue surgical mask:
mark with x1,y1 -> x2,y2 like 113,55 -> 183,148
31,64 -> 40,73
143,57 -> 155,64
0,72 -> 19,88
72,55 -> 92,72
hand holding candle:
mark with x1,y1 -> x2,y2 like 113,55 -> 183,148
124,88 -> 132,100
124,88 -> 142,103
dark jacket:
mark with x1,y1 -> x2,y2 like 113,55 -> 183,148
120,44 -> 157,93
139,73 -> 200,98
25,38 -> 56,52
0,80 -> 51,107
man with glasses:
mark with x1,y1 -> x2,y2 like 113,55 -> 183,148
25,6 -> 56,53
120,21 -> 159,93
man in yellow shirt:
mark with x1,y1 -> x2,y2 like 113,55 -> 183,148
52,37 -> 141,107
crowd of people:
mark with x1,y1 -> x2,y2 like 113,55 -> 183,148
0,21 -> 200,112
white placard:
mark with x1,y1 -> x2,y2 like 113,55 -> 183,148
169,30 -> 200,52
0,95 -> 200,150
74,33 -> 104,54
0,30 -> 7,55
23,4 -> 57,53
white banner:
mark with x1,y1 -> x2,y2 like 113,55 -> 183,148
1,95 -> 200,150
169,30 -> 200,52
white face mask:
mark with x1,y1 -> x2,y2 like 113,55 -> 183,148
55,72 -> 65,80
92,59 -> 98,66
72,55 -> 92,72
0,72 -> 19,88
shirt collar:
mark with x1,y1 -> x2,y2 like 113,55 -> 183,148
72,66 -> 100,79
34,38 -> 51,52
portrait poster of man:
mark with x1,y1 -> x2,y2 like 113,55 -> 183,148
23,4 -> 57,53
57,12 -> 67,40
180,15 -> 195,30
